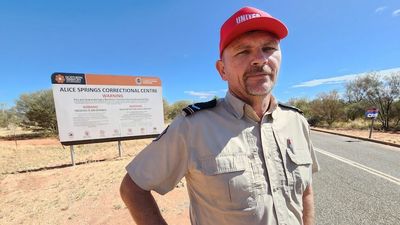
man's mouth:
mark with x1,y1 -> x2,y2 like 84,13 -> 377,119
245,73 -> 271,80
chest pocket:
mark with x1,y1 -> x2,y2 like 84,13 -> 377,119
285,146 -> 313,193
199,154 -> 256,210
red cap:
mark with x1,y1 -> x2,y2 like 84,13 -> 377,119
219,6 -> 288,57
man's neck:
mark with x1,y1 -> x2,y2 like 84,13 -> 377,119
230,90 -> 273,119
247,95 -> 272,119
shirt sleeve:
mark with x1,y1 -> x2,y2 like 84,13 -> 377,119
304,118 -> 320,174
126,115 -> 190,195
309,141 -> 320,174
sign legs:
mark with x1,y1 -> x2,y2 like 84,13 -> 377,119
369,118 -> 375,139
118,141 -> 122,157
70,145 -> 75,166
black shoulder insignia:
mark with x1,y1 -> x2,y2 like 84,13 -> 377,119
182,98 -> 217,116
278,102 -> 304,114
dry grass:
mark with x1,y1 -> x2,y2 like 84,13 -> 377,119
331,118 -> 371,130
0,137 -> 152,177
0,127 -> 34,137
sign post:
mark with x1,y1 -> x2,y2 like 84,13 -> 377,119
365,108 -> 379,139
70,145 -> 75,166
118,140 -> 122,157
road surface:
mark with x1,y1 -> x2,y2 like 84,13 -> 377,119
311,130 -> 400,225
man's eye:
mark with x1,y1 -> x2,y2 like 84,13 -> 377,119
263,47 -> 277,52
236,50 -> 249,56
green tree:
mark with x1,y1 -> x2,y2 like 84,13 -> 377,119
15,89 -> 57,133
287,97 -> 311,118
0,110 -> 7,128
345,72 -> 400,130
0,108 -> 20,128
167,100 -> 192,120
309,90 -> 344,127
390,100 -> 400,130
163,98 -> 170,123
344,102 -> 366,121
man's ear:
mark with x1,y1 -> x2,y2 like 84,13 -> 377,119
216,60 -> 227,81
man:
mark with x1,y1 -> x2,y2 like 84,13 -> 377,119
120,6 -> 319,225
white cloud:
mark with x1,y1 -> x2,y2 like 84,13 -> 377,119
375,6 -> 387,14
184,91 -> 218,99
292,67 -> 400,88
292,74 -> 359,88
392,9 -> 400,17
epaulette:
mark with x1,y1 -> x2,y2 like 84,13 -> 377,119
182,98 -> 217,116
278,102 -> 304,114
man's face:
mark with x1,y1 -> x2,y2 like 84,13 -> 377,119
216,31 -> 282,100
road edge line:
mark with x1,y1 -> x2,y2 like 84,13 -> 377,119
315,148 -> 400,186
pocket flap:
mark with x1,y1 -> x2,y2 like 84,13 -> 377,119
287,148 -> 312,165
200,154 -> 247,176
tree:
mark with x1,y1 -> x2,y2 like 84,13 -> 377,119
287,98 -> 322,126
162,98 -> 170,122
15,89 -> 57,133
345,72 -> 400,130
390,100 -> 400,130
0,110 -> 8,128
344,102 -> 366,121
0,103 -> 8,127
167,100 -> 192,121
309,90 -> 344,127
287,97 -> 311,118
0,108 -> 20,128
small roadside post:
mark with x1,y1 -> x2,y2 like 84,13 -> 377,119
365,108 -> 379,139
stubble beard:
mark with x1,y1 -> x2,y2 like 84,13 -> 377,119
244,65 -> 277,96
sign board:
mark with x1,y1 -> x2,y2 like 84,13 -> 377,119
365,108 -> 379,119
51,72 -> 164,145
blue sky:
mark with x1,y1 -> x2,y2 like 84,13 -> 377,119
1,0 -> 399,109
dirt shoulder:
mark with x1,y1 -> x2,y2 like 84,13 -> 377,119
312,127 -> 400,147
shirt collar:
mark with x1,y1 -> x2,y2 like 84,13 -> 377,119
224,91 -> 278,121
225,91 -> 246,119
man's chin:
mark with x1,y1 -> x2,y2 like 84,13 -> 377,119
246,89 -> 273,96
245,85 -> 274,96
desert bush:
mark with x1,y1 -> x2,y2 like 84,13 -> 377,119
309,90 -> 345,127
166,100 -> 192,121
15,89 -> 57,134
287,97 -> 312,119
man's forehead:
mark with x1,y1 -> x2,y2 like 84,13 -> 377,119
228,31 -> 280,49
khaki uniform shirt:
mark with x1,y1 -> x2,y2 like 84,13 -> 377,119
126,92 -> 320,225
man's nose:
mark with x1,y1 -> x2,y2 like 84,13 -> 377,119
251,49 -> 269,66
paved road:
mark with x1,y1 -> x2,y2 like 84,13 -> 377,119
311,130 -> 400,225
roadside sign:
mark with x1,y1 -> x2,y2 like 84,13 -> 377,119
365,108 -> 379,118
51,72 -> 164,145
365,108 -> 379,139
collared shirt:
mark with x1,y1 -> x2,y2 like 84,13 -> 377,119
126,92 -> 320,225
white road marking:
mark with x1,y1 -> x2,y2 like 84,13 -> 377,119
315,148 -> 400,186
